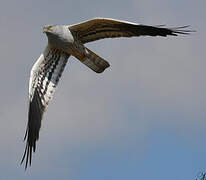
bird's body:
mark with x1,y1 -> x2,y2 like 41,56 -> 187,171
21,18 -> 192,169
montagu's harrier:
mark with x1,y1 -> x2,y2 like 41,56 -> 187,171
21,18 -> 192,169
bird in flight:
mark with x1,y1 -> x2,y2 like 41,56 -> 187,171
21,18 -> 192,169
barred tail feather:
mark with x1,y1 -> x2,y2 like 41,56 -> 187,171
81,47 -> 110,73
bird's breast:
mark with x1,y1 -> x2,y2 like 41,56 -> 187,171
47,30 -> 75,51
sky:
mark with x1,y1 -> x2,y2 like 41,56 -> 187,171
0,0 -> 205,179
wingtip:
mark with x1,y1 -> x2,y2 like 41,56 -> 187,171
171,25 -> 196,36
20,144 -> 29,170
23,128 -> 28,141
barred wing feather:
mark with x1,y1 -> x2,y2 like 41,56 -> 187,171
21,46 -> 70,169
69,18 -> 192,44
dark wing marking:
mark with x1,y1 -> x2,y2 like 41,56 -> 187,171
21,46 -> 70,169
69,18 -> 193,44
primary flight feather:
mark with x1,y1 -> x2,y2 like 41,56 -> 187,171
21,18 -> 192,169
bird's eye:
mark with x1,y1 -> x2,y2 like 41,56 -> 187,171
48,26 -> 53,30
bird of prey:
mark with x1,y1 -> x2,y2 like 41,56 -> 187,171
21,18 -> 192,169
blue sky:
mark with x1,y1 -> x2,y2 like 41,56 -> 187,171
0,0 -> 205,179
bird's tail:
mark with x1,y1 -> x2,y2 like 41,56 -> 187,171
76,47 -> 110,73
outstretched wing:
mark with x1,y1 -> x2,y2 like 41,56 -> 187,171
21,46 -> 70,169
69,18 -> 192,44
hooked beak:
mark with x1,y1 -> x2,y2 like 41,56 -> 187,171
43,26 -> 53,33
43,26 -> 48,33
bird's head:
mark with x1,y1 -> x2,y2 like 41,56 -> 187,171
43,25 -> 74,47
43,25 -> 64,35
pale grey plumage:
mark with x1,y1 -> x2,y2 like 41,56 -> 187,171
21,18 -> 192,169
